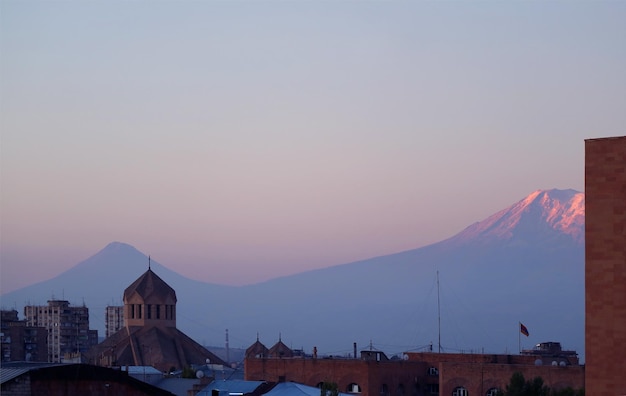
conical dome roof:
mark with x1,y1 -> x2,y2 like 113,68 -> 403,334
123,269 -> 177,304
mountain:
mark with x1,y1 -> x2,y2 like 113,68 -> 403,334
444,188 -> 584,246
0,189 -> 585,361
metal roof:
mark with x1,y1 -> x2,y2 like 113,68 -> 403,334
122,365 -> 163,375
0,367 -> 30,385
266,382 -> 351,396
196,380 -> 352,396
199,379 -> 266,395
0,362 -> 61,385
153,378 -> 203,396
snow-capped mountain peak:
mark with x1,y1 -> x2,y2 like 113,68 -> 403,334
445,189 -> 584,246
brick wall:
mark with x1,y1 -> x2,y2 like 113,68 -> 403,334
244,355 -> 583,396
585,136 -> 626,395
407,351 -> 547,365
439,362 -> 584,395
245,357 -> 430,395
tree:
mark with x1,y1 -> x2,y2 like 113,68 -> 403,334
320,381 -> 339,396
504,372 -> 550,396
551,387 -> 585,396
181,366 -> 197,378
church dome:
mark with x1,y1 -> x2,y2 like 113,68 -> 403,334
123,268 -> 177,328
123,268 -> 177,305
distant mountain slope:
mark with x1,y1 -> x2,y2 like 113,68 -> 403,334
0,189 -> 585,361
236,189 -> 584,357
0,242 -> 235,342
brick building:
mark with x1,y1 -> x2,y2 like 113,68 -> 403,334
23,300 -> 98,363
585,136 -> 626,395
244,339 -> 584,396
0,310 -> 47,362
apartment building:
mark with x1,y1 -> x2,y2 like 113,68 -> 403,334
24,300 -> 98,363
0,310 -> 47,362
105,305 -> 124,338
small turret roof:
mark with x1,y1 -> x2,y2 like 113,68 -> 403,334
268,339 -> 293,358
245,336 -> 269,359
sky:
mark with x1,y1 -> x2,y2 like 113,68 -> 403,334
1,1 -> 625,294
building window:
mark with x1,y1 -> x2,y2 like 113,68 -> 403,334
156,305 -> 160,319
452,387 -> 468,396
428,367 -> 439,376
147,304 -> 152,319
138,305 -> 142,319
396,384 -> 405,396
427,384 -> 439,395
380,384 -> 389,396
486,389 -> 500,396
347,383 -> 361,393
130,305 -> 135,319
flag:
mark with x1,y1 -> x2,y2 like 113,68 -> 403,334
520,323 -> 529,337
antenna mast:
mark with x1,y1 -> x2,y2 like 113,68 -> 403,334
225,329 -> 230,364
437,271 -> 441,353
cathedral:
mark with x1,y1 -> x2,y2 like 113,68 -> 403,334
85,267 -> 225,372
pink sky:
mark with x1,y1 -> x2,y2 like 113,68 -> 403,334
1,2 -> 624,294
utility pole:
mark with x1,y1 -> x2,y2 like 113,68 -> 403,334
437,271 -> 441,353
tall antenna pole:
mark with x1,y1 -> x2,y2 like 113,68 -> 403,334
437,271 -> 441,353
225,329 -> 230,364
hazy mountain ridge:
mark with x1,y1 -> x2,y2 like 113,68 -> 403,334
0,188 -> 585,360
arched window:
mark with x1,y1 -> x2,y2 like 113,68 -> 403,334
347,383 -> 361,393
453,387 -> 468,396
486,388 -> 500,396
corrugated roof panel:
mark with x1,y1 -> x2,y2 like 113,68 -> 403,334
0,367 -> 30,385
199,379 -> 266,395
0,362 -> 63,385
